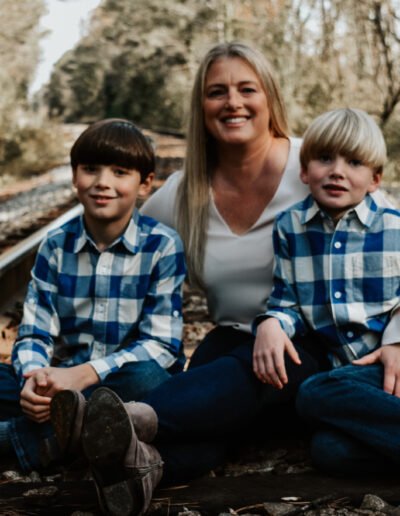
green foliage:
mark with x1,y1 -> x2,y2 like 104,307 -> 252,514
0,122 -> 64,178
0,0 -> 66,179
43,0 -> 400,179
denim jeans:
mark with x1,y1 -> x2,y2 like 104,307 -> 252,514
142,326 -> 327,485
296,363 -> 400,475
0,360 -> 172,472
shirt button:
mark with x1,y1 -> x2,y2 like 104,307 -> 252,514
172,310 -> 180,317
347,331 -> 354,338
334,291 -> 342,299
334,242 -> 342,249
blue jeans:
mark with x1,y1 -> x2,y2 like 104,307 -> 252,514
0,360 -> 173,472
296,363 -> 400,475
142,326 -> 327,485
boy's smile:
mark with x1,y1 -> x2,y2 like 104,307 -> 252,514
300,154 -> 382,221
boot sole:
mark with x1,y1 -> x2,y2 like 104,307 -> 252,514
50,390 -> 84,455
82,388 -> 144,516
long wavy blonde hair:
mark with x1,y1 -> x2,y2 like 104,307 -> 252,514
177,42 -> 289,288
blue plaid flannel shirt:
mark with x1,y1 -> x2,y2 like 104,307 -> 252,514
264,193 -> 400,367
12,209 -> 186,382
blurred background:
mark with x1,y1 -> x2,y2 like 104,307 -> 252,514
1,0 -> 400,185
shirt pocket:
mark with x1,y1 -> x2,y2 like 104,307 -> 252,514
351,254 -> 400,301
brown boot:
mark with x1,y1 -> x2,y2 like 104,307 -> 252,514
50,389 -> 86,458
124,401 -> 158,443
82,387 -> 163,516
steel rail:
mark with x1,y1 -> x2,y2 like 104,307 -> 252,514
0,204 -> 83,307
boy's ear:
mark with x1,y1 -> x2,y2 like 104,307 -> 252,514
138,172 -> 155,197
367,171 -> 382,193
300,167 -> 309,185
72,168 -> 78,187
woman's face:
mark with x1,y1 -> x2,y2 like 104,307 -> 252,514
203,57 -> 270,147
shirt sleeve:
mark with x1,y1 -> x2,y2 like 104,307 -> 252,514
89,233 -> 186,380
381,306 -> 400,345
140,171 -> 181,229
259,218 -> 307,338
12,239 -> 60,382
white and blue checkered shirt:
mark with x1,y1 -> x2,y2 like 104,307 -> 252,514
12,209 -> 186,381
265,194 -> 400,367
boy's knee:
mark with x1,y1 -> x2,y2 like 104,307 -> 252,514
296,372 -> 329,419
310,430 -> 352,476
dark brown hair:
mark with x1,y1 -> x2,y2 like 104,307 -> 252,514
70,118 -> 155,182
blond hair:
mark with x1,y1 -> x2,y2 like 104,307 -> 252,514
177,42 -> 289,287
300,108 -> 386,173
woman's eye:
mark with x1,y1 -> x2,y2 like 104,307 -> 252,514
241,87 -> 256,94
207,89 -> 225,98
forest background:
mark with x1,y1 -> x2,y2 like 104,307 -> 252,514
1,0 -> 400,183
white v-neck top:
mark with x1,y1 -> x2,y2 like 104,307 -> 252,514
141,137 -> 389,333
141,138 -> 308,332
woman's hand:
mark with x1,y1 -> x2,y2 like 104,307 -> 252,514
253,318 -> 301,389
353,343 -> 400,397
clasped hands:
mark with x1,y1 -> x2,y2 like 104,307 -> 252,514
20,363 -> 99,423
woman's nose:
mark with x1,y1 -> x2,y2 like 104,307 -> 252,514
225,89 -> 242,109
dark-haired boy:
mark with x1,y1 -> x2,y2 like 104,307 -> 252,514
0,119 -> 186,472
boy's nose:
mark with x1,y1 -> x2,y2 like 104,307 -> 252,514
94,168 -> 112,188
330,158 -> 346,177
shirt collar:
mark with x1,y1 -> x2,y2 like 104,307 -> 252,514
301,193 -> 378,228
73,209 -> 141,253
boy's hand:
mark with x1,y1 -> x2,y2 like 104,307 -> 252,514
253,318 -> 301,389
353,343 -> 400,397
20,364 -> 99,423
20,374 -> 52,423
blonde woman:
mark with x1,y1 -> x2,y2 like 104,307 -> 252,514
52,43 -> 394,515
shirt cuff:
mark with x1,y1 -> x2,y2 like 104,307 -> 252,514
381,308 -> 400,345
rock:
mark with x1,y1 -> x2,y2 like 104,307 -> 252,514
360,494 -> 390,512
177,509 -> 202,516
1,470 -> 24,481
263,501 -> 296,515
22,485 -> 59,498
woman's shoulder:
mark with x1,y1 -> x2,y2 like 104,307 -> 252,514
140,171 -> 183,229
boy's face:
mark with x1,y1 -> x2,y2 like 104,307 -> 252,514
73,164 -> 153,228
300,154 -> 381,222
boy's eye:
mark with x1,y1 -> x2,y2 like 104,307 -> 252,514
318,155 -> 332,163
82,165 -> 98,173
114,168 -> 128,176
348,158 -> 363,167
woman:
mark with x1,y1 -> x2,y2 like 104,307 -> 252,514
52,42 -> 393,515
